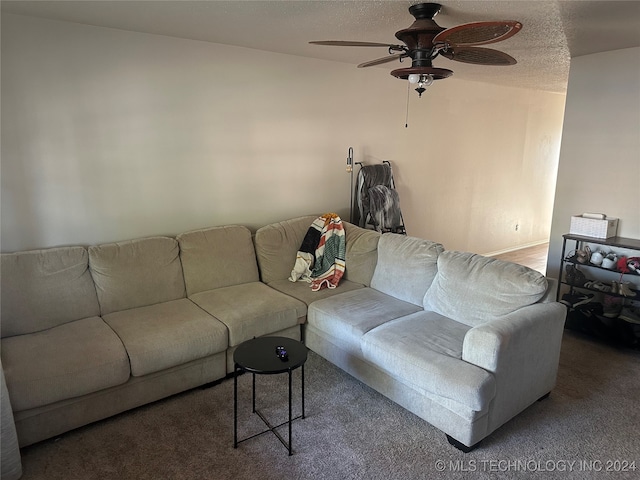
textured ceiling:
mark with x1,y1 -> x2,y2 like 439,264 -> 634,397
2,1 -> 640,93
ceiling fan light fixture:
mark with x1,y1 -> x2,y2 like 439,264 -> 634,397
392,66 -> 452,97
408,73 -> 434,85
408,73 -> 434,97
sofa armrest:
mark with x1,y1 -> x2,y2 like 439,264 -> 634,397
539,277 -> 558,303
1,361 -> 23,480
463,302 -> 566,372
462,302 -> 566,431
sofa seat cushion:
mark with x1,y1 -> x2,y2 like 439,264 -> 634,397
189,282 -> 305,347
423,251 -> 548,327
362,311 -> 496,412
102,298 -> 228,377
1,317 -> 130,411
267,278 -> 365,307
307,287 -> 422,355
370,234 -> 443,306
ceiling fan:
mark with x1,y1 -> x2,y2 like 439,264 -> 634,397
310,2 -> 522,97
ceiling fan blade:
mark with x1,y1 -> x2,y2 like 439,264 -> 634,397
309,40 -> 403,48
358,53 -> 408,68
440,46 -> 517,66
433,21 -> 522,47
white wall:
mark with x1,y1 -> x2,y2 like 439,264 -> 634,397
1,14 -> 566,253
547,47 -> 640,278
392,82 -> 565,254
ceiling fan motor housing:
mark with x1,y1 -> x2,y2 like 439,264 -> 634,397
391,3 -> 452,80
395,3 -> 444,67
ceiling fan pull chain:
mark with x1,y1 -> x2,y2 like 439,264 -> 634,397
405,82 -> 411,128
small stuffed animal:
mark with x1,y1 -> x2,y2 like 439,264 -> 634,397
627,257 -> 640,273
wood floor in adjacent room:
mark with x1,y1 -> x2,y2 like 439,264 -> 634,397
491,243 -> 549,275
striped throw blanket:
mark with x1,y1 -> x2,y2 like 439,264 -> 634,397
289,213 -> 346,291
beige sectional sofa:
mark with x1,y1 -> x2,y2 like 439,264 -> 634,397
1,214 -> 565,465
257,216 -> 565,451
0,225 -> 305,450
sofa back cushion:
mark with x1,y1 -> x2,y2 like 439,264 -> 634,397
370,234 -> 443,306
1,247 -> 100,337
423,250 -> 548,327
254,215 -> 318,284
89,237 -> 186,315
177,225 -> 259,296
342,223 -> 381,286
254,215 -> 381,286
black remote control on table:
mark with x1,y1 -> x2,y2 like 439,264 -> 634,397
275,346 -> 289,361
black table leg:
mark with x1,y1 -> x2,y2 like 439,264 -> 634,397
252,373 -> 256,413
233,364 -> 238,449
288,368 -> 293,456
301,364 -> 305,419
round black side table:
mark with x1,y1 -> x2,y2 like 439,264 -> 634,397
233,336 -> 308,456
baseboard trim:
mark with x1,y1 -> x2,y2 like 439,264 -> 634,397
483,240 -> 549,258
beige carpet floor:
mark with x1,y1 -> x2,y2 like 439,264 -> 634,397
17,330 -> 640,480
